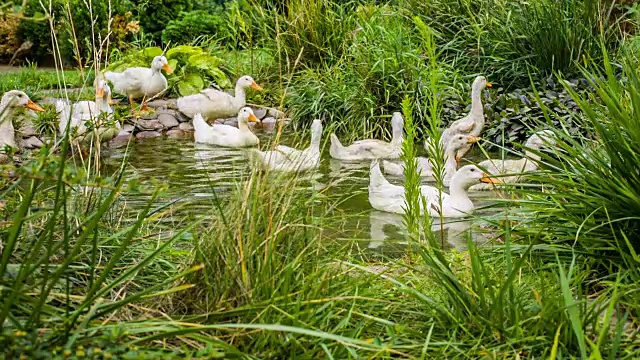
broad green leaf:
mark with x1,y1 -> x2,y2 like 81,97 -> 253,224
141,47 -> 162,58
168,59 -> 179,73
188,54 -> 224,70
177,73 -> 205,96
167,45 -> 203,60
206,68 -> 232,89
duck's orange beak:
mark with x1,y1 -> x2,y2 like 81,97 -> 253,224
480,173 -> 501,184
96,87 -> 104,98
26,100 -> 45,112
251,82 -> 263,91
108,94 -> 115,105
248,113 -> 259,122
486,82 -> 493,87
162,64 -> 173,75
455,156 -> 461,164
467,136 -> 481,143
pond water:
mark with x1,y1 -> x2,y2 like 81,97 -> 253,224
102,126 -> 500,256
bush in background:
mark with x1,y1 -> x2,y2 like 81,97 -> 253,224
162,9 -> 229,46
134,0 -> 194,43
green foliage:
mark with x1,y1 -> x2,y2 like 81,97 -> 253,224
133,0 -> 194,42
17,0 -> 136,64
105,45 -> 230,96
510,56 -> 640,279
404,0 -> 622,88
161,9 -> 230,46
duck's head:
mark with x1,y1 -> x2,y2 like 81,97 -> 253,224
95,80 -> 114,105
237,75 -> 263,91
452,165 -> 500,189
152,56 -> 172,74
525,130 -> 556,150
311,119 -> 323,133
391,112 -> 404,130
1,90 -> 44,112
238,107 -> 260,124
448,134 -> 480,163
472,76 -> 492,91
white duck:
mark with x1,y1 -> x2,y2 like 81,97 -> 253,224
0,90 -> 44,151
57,80 -> 115,134
369,161 -> 500,217
177,75 -> 263,120
105,55 -> 172,111
330,112 -> 404,161
251,119 -> 323,172
429,76 -> 491,159
471,130 -> 556,190
382,134 -> 480,185
193,107 -> 260,147
57,81 -> 121,143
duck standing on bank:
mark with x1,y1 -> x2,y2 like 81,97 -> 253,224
105,55 -> 172,112
369,160 -> 500,217
193,107 -> 260,147
330,112 -> 404,161
177,75 -> 263,120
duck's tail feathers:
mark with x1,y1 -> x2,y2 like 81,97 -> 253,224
369,160 -> 391,189
329,133 -> 344,158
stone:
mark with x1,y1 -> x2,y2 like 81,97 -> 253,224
268,108 -> 286,119
261,116 -> 276,124
109,133 -> 133,148
136,131 -> 162,140
157,113 -> 179,129
175,111 -> 191,122
20,136 -> 43,149
252,107 -> 268,120
18,123 -> 38,137
178,122 -> 194,132
122,124 -> 135,133
135,119 -> 164,131
248,122 -> 258,130
166,129 -> 187,138
224,119 -> 238,127
145,99 -> 176,109
116,130 -> 132,138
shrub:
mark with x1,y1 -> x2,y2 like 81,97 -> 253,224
133,0 -> 194,43
404,0 -> 623,89
17,0 -> 138,64
0,15 -> 22,62
161,9 -> 229,45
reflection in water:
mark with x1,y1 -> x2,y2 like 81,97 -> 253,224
368,211 -> 489,252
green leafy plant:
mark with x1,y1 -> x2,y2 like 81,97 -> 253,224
105,45 -> 230,96
161,9 -> 230,46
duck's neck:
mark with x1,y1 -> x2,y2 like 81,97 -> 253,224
238,118 -> 250,131
442,148 -> 458,181
308,128 -> 322,152
95,96 -> 111,114
447,177 -> 473,206
0,105 -> 16,148
234,84 -> 247,105
390,124 -> 404,145
470,85 -> 484,117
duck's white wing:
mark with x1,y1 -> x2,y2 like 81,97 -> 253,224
119,67 -> 152,92
200,88 -> 233,102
